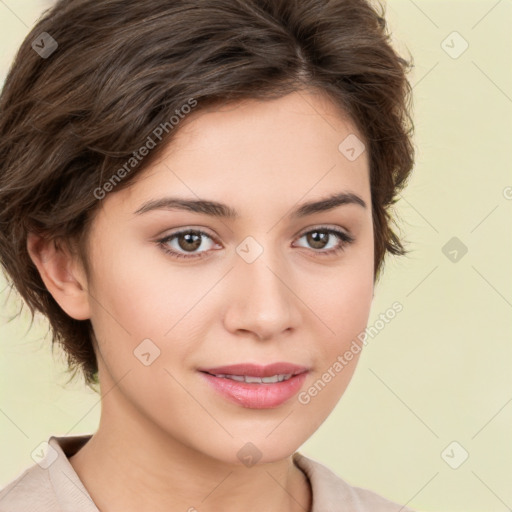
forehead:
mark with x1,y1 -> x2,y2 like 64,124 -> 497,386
104,90 -> 370,217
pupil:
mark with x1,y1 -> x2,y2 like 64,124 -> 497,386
179,232 -> 201,251
308,231 -> 328,249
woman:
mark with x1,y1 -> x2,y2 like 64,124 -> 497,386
0,0 -> 415,510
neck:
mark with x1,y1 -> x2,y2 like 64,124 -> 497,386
68,385 -> 312,512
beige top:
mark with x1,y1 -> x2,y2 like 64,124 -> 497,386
0,435 -> 414,511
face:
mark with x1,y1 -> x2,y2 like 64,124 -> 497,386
79,89 -> 374,464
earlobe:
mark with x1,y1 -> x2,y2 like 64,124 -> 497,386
26,232 -> 91,320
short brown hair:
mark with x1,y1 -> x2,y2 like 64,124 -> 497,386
0,0 -> 414,389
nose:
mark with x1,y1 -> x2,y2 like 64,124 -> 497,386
222,246 -> 301,341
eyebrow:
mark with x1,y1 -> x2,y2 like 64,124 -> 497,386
133,191 -> 367,219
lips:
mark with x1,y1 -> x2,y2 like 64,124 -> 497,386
198,362 -> 309,409
198,362 -> 309,378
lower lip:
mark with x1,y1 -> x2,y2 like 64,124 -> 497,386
199,371 -> 308,409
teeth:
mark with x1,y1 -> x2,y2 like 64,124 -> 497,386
214,374 -> 293,383
227,375 -> 245,382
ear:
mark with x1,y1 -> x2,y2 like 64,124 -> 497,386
26,232 -> 91,320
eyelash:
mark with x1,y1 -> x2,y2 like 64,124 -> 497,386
157,226 -> 355,260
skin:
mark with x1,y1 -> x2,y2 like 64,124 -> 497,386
27,89 -> 374,512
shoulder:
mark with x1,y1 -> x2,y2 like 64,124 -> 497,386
293,452 -> 415,512
0,434 -> 96,512
0,462 -> 58,512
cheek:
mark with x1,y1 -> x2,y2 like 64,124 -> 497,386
307,252 -> 374,349
298,267 -> 373,416
88,223 -> 373,359
86,240 -> 217,379
88,240 -> 185,336
312,283 -> 372,382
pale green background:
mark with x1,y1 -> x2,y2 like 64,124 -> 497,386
1,1 -> 511,511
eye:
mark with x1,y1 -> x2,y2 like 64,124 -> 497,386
157,226 -> 355,261
157,229 -> 220,260
293,226 -> 355,256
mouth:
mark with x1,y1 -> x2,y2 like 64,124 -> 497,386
204,373 -> 295,383
197,362 -> 309,409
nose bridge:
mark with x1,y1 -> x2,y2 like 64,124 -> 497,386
238,238 -> 290,307
225,234 -> 299,338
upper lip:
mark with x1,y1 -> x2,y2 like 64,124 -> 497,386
199,362 -> 309,377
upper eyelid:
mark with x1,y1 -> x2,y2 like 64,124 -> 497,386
160,224 -> 351,239
296,224 -> 351,237
159,225 -> 353,246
